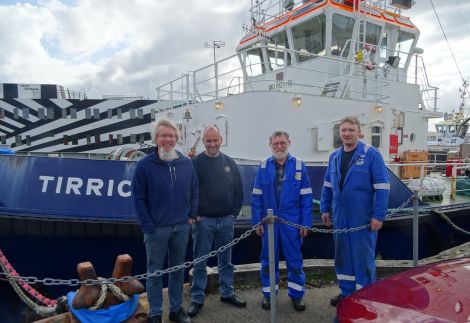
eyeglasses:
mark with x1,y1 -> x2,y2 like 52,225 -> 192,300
157,134 -> 176,139
271,141 -> 288,147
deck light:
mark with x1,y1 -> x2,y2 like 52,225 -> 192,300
215,100 -> 224,110
292,95 -> 302,107
183,109 -> 192,121
374,105 -> 383,113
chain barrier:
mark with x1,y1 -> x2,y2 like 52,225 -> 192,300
0,251 -> 57,317
0,223 -> 259,288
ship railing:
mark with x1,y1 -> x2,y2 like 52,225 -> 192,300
341,39 -> 439,111
56,89 -> 87,100
156,44 -> 391,103
386,161 -> 470,201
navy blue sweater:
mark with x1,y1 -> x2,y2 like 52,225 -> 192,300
132,149 -> 198,233
192,152 -> 243,218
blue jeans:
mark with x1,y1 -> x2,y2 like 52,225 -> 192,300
144,223 -> 190,317
191,216 -> 235,303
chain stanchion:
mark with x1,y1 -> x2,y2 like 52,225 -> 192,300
413,189 -> 419,267
265,209 -> 278,323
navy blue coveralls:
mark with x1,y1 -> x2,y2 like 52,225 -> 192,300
252,154 -> 313,299
320,141 -> 389,296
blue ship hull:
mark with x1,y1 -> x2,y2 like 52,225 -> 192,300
0,154 -> 469,321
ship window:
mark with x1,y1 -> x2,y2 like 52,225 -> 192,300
333,124 -> 342,148
137,109 -> 143,119
267,31 -> 291,70
85,109 -> 92,119
23,108 -> 30,119
331,14 -> 355,57
0,136 -> 6,144
93,108 -> 100,119
15,135 -> 22,146
410,133 -> 415,143
63,135 -> 69,145
139,134 -> 145,143
72,136 -> 78,145
107,108 -> 113,119
38,108 -> 46,119
109,134 -> 113,144
26,135 -> 31,146
245,45 -> 264,77
130,134 -> 137,143
70,108 -> 77,119
13,108 -> 19,119
47,108 -> 54,119
130,109 -> 136,119
0,108 -> 4,119
360,22 -> 381,46
61,108 -> 67,119
448,125 -> 456,133
151,109 -> 156,120
292,14 -> 326,61
371,126 -> 382,148
395,31 -> 414,66
117,134 -> 123,144
117,108 -> 122,119
95,134 -> 101,144
86,135 -> 92,145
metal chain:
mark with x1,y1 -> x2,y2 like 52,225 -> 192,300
0,254 -> 57,317
0,223 -> 259,287
432,210 -> 470,235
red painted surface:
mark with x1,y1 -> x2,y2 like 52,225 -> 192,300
389,134 -> 398,154
337,257 -> 470,322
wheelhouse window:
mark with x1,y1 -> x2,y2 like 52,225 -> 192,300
267,32 -> 291,70
362,22 -> 381,46
371,126 -> 382,148
333,124 -> 342,148
331,14 -> 355,56
395,31 -> 414,67
292,14 -> 326,62
245,44 -> 264,77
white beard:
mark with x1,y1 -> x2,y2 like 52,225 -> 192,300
159,148 -> 178,161
273,150 -> 288,161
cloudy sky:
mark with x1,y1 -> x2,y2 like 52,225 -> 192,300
0,0 -> 469,119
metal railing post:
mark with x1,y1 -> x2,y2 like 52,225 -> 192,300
413,189 -> 419,267
451,164 -> 457,200
266,208 -> 277,323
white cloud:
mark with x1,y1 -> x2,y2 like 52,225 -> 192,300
0,0 -> 469,114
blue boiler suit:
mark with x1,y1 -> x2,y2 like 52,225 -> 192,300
252,155 -> 312,299
320,141 -> 389,296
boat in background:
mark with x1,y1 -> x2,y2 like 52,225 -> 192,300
1,1 -> 470,317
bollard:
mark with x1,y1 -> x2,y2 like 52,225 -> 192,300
412,190 -> 419,267
266,209 -> 277,323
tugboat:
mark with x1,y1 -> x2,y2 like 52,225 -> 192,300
1,0 -> 470,320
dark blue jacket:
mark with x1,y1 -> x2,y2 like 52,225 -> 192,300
132,149 -> 198,233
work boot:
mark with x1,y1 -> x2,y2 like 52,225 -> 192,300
261,296 -> 270,310
330,294 -> 345,307
220,294 -> 247,308
291,298 -> 305,311
169,308 -> 192,323
187,302 -> 203,317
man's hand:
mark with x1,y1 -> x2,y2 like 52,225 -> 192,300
371,218 -> 383,231
300,227 -> 308,238
188,217 -> 195,224
256,226 -> 264,236
321,212 -> 332,226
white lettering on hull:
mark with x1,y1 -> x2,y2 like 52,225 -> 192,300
39,175 -> 131,197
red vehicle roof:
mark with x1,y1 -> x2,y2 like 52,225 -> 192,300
337,257 -> 470,322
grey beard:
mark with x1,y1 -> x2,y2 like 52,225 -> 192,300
159,148 -> 178,161
273,150 -> 288,160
